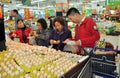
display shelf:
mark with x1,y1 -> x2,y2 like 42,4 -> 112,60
0,41 -> 89,78
61,56 -> 89,78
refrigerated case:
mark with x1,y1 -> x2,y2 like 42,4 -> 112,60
0,4 -> 6,51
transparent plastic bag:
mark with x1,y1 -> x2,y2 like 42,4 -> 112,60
28,36 -> 36,45
63,40 -> 79,54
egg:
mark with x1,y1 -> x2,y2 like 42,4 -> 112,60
2,72 -> 7,77
0,67 -> 2,71
39,61 -> 42,64
37,72 -> 40,77
44,73 -> 48,77
19,76 -> 24,78
19,62 -> 23,65
5,67 -> 9,72
47,75 -> 51,78
10,73 -> 15,77
7,70 -> 12,74
15,71 -> 19,75
17,66 -> 21,70
41,71 -> 44,74
6,61 -> 10,65
20,69 -> 24,73
15,65 -> 19,68
3,66 -> 7,70
33,70 -> 37,74
25,74 -> 29,78
51,69 -> 54,73
8,64 -> 12,68
1,63 -> 4,67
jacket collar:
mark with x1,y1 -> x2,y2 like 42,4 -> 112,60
38,29 -> 47,33
78,16 -> 86,26
55,27 -> 67,35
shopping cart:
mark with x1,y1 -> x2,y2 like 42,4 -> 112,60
91,57 -> 119,78
92,46 -> 119,78
77,57 -> 119,78
77,58 -> 92,78
78,47 -> 120,78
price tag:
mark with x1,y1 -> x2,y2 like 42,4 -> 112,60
96,40 -> 105,48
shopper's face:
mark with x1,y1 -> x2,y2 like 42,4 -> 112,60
37,22 -> 42,30
17,20 -> 24,28
10,10 -> 16,17
54,21 -> 63,31
68,14 -> 78,24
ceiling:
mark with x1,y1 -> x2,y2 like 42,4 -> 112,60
2,0 -> 106,11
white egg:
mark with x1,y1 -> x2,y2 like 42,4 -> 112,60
1,63 -> 4,66
0,74 -> 1,78
33,70 -> 37,74
0,67 -> 2,71
2,72 -> 7,77
20,69 -> 24,73
15,71 -> 19,75
19,76 -> 24,78
7,70 -> 12,74
37,72 -> 40,77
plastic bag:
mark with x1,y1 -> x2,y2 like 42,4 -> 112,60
63,40 -> 78,54
28,36 -> 36,45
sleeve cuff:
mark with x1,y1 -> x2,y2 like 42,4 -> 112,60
79,40 -> 82,46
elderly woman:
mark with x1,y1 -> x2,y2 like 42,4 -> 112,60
35,18 -> 51,47
49,16 -> 72,51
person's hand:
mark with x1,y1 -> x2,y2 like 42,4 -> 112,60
56,40 -> 60,44
12,33 -> 17,37
29,31 -> 34,36
75,40 -> 81,46
34,34 -> 38,38
50,40 -> 56,44
50,40 -> 60,45
63,39 -> 70,44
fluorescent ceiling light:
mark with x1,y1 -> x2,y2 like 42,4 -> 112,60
31,0 -> 46,4
16,4 -> 22,6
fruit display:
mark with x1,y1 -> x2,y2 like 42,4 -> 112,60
114,23 -> 120,35
0,41 -> 89,78
114,23 -> 120,29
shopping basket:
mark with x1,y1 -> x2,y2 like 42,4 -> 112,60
78,46 -> 119,78
92,46 -> 120,78
77,57 -> 119,78
91,56 -> 119,78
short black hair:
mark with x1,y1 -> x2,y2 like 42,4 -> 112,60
12,9 -> 18,14
37,18 -> 48,30
66,7 -> 80,17
17,19 -> 24,24
53,16 -> 66,26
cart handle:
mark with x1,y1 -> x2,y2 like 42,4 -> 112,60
93,46 -> 120,54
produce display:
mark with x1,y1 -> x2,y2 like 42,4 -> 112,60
0,41 -> 88,78
114,23 -> 120,30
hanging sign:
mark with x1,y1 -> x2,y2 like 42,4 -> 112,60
82,3 -> 85,15
0,5 -> 3,19
45,8 -> 49,18
63,3 -> 68,12
29,11 -> 34,18
0,0 -> 11,3
22,0 -> 31,6
56,3 -> 63,12
24,8 -> 30,20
